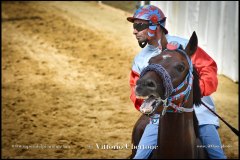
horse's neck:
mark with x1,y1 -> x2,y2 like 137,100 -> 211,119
156,112 -> 197,159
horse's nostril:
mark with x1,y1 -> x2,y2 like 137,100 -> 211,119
146,79 -> 157,89
136,79 -> 157,90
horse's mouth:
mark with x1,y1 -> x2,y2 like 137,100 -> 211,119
136,95 -> 159,115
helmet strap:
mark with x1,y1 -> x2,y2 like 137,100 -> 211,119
139,41 -> 147,48
158,39 -> 162,50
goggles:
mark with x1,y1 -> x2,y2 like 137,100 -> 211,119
133,23 -> 149,32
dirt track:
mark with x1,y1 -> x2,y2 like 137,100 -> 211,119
2,1 -> 238,158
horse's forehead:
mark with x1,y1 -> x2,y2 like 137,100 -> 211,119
150,51 -> 187,68
162,54 -> 172,59
157,50 -> 183,61
162,50 -> 182,57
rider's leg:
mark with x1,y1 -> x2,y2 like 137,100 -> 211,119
133,114 -> 159,159
199,124 -> 227,159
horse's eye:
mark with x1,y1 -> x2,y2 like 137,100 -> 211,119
175,64 -> 185,72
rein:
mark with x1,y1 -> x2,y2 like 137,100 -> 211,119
201,101 -> 239,136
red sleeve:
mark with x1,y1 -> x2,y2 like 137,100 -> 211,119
191,47 -> 218,96
129,70 -> 144,111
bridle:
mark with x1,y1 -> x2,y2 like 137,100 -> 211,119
138,45 -> 240,136
139,48 -> 240,137
140,48 -> 194,116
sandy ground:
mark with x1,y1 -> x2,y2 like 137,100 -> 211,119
2,1 -> 238,159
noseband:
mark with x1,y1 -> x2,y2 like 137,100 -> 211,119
140,49 -> 194,116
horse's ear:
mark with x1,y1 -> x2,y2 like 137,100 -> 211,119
185,31 -> 198,57
160,27 -> 168,50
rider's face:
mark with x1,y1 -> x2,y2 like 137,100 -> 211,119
133,19 -> 149,43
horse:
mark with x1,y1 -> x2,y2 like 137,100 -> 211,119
130,32 -> 208,159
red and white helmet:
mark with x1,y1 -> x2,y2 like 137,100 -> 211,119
127,5 -> 168,35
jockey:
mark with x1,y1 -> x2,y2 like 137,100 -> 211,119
127,5 -> 226,159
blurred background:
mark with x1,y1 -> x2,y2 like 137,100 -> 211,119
2,1 -> 238,159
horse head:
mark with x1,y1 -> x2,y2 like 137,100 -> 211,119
135,31 -> 202,116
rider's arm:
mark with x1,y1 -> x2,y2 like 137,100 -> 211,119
191,47 -> 218,96
129,70 -> 144,111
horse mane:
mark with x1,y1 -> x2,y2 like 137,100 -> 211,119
192,65 -> 202,138
192,65 -> 202,106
